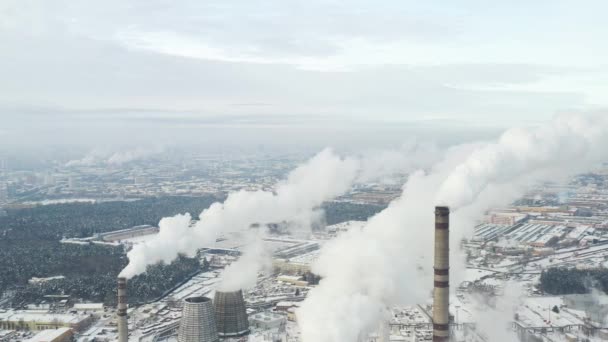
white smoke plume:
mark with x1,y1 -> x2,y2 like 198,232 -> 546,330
65,148 -> 111,167
107,146 -> 165,165
66,146 -> 164,167
218,231 -> 271,292
436,113 -> 608,208
120,148 -> 359,279
297,144 -> 477,342
297,113 -> 608,342
470,282 -> 523,341
355,141 -> 441,185
121,143 -> 443,285
214,142 -> 444,290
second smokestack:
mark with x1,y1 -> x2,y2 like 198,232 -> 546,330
433,206 -> 450,342
117,277 -> 128,342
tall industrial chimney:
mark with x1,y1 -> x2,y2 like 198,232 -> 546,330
117,277 -> 128,342
433,206 -> 450,342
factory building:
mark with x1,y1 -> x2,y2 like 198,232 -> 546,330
272,259 -> 311,275
178,297 -> 219,342
27,327 -> 73,342
249,312 -> 286,330
0,311 -> 92,331
101,225 -> 159,242
213,290 -> 250,338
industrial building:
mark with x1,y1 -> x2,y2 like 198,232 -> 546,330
272,258 -> 312,275
100,225 -> 159,242
249,312 -> 286,330
0,311 -> 92,331
178,297 -> 219,342
26,327 -> 73,342
213,290 -> 250,338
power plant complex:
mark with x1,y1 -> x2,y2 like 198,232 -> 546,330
114,284 -> 250,342
112,207 -> 453,342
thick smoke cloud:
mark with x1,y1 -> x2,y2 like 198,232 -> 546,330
470,282 -> 523,341
218,232 -> 271,291
297,145 -> 477,342
121,143 -> 442,285
437,113 -> 608,208
120,148 -> 359,278
298,113 -> 608,342
355,141 -> 440,185
213,142 -> 444,291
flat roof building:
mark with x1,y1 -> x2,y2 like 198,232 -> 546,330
26,327 -> 73,342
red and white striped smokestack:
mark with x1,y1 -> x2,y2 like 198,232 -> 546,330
433,206 -> 450,342
117,277 -> 128,342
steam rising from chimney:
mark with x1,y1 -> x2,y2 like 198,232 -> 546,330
298,113 -> 608,342
218,232 -> 271,291
120,149 -> 359,278
120,144 -> 441,282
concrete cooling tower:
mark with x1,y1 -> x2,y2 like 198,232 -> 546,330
178,297 -> 219,342
213,290 -> 250,337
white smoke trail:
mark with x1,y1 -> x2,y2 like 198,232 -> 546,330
120,148 -> 359,278
470,282 -> 523,341
65,148 -> 111,167
218,231 -> 271,291
436,113 -> 608,208
214,142 -> 444,290
107,146 -> 165,165
298,113 -> 608,342
355,141 -> 441,185
298,144 -> 478,342
66,146 -> 164,167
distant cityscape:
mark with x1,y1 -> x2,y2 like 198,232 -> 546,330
0,152 -> 402,213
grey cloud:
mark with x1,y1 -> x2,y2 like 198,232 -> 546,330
0,0 -> 602,155
0,29 -> 585,121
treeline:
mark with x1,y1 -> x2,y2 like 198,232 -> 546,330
0,195 -> 221,240
539,268 -> 608,295
0,242 -> 125,295
0,196 -> 219,302
13,255 -> 202,306
0,196 -> 385,304
321,202 -> 386,226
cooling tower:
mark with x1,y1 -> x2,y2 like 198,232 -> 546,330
433,206 -> 450,342
213,290 -> 250,337
178,297 -> 219,342
117,277 -> 128,342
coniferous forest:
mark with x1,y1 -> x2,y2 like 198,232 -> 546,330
0,196 -> 383,306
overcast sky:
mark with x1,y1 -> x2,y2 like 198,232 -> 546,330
1,1 -> 607,152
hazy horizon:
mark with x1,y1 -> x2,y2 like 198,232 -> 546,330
2,1 -> 608,157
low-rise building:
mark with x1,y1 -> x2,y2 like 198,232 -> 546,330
27,327 -> 73,342
0,311 -> 93,332
249,312 -> 286,330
